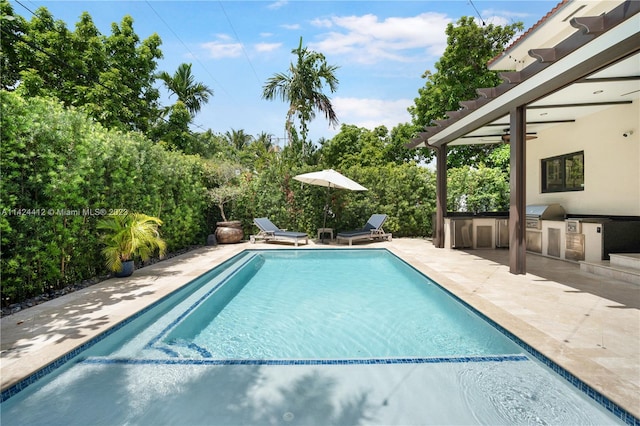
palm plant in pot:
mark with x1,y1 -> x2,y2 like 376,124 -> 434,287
97,213 -> 167,277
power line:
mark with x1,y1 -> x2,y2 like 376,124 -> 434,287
13,0 -> 35,16
144,0 -> 232,100
217,0 -> 262,86
9,2 -> 158,113
8,1 -> 215,134
1,25 -> 178,130
468,0 -> 486,26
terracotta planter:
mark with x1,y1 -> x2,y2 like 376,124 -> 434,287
215,221 -> 243,244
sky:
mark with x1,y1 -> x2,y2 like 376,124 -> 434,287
11,0 -> 558,145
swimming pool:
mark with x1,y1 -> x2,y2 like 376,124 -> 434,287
0,249 -> 627,425
152,250 -> 521,360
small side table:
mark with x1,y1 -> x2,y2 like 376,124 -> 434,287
317,227 -> 334,241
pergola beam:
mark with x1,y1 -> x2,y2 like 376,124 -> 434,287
424,7 -> 639,148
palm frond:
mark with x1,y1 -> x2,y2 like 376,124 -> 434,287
97,213 -> 166,272
262,37 -> 340,141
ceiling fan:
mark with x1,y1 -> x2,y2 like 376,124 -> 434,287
501,133 -> 538,142
480,129 -> 538,142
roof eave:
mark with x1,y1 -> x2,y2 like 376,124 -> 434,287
412,2 -> 640,149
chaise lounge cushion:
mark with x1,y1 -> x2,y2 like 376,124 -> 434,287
336,214 -> 392,245
335,229 -> 372,237
252,217 -> 308,246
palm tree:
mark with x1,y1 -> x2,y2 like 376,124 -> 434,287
262,37 -> 339,144
255,132 -> 277,152
156,63 -> 213,116
223,128 -> 254,151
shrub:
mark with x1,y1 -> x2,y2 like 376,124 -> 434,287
0,92 -> 209,304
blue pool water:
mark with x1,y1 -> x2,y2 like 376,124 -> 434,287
0,249 -> 627,425
157,250 -> 520,359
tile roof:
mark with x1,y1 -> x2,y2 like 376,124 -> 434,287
488,0 -> 569,67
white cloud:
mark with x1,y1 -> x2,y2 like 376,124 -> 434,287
474,9 -> 534,30
215,33 -> 234,41
310,18 -> 333,28
483,8 -> 532,20
255,42 -> 282,53
333,97 -> 413,130
268,0 -> 288,10
472,9 -> 532,44
201,35 -> 243,58
482,16 -> 510,26
281,23 -> 301,30
308,13 -> 451,64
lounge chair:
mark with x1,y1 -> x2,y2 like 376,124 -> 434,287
336,214 -> 392,246
251,217 -> 308,247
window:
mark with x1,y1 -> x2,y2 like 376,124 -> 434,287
541,151 -> 584,193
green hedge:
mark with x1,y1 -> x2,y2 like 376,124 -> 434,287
0,91 -> 507,306
0,92 -> 209,304
233,161 -> 436,238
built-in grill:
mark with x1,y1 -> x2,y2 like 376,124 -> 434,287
525,204 -> 566,229
525,204 -> 566,254
442,205 -> 639,262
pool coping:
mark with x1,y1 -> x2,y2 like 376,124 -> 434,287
1,239 -> 639,423
387,241 -> 640,424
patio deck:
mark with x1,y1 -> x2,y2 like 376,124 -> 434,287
1,238 -> 638,420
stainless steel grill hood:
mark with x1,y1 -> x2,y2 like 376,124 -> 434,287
526,204 -> 566,220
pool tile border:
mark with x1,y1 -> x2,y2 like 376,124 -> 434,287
79,354 -> 530,366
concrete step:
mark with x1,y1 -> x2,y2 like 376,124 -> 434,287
610,253 -> 640,269
580,257 -> 640,286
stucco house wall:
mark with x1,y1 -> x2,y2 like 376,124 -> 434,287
526,101 -> 639,216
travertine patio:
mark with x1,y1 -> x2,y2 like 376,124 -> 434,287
1,238 -> 638,421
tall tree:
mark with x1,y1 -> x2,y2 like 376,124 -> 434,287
248,132 -> 279,171
223,128 -> 253,152
320,123 -> 426,169
262,37 -> 339,145
385,122 -> 427,165
8,6 -> 162,132
156,62 -> 213,117
95,15 -> 162,132
148,100 -> 195,152
12,7 -> 76,99
409,17 -> 523,168
254,132 -> 276,153
69,12 -> 107,107
0,1 -> 27,90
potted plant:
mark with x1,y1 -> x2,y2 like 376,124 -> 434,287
205,160 -> 246,244
97,213 -> 167,277
209,184 -> 244,244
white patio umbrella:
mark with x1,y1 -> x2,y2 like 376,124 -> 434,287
293,169 -> 367,242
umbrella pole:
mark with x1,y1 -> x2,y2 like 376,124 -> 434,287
322,185 -> 330,243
